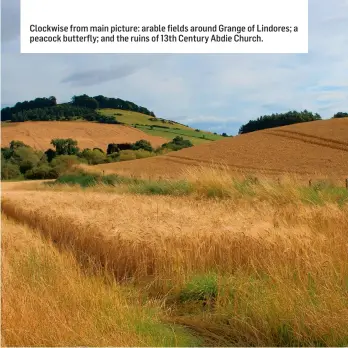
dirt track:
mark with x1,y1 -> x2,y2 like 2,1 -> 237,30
95,119 -> 348,180
1,121 -> 167,151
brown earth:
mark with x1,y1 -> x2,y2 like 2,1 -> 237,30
1,121 -> 167,151
94,118 -> 348,180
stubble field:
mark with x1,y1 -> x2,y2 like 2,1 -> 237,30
1,121 -> 167,150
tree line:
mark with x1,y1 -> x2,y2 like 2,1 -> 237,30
1,136 -> 193,180
239,110 -> 348,134
238,110 -> 322,134
1,94 -> 155,122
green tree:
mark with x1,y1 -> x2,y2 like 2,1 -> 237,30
333,112 -> 348,118
25,165 -> 58,180
9,140 -> 29,151
132,140 -> 153,152
51,138 -> 80,156
80,149 -> 107,165
51,155 -> 81,174
161,136 -> 193,151
45,148 -> 57,162
1,161 -> 21,180
11,146 -> 41,174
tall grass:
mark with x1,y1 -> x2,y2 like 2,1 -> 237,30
2,187 -> 348,346
50,166 -> 348,206
1,215 -> 200,347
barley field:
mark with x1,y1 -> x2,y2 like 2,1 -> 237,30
2,170 -> 348,346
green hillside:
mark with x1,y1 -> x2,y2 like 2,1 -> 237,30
100,109 -> 225,145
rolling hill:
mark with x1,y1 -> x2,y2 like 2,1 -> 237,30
99,109 -> 226,145
93,118 -> 348,180
1,121 -> 167,151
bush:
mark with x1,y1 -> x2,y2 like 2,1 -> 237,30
80,149 -> 107,165
24,165 -> 58,179
1,161 -> 21,180
107,152 -> 120,162
161,136 -> 193,151
133,149 -> 155,159
51,155 -> 81,174
132,140 -> 154,152
119,150 -> 137,161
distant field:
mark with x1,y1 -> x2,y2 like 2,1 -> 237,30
1,121 -> 167,151
95,118 -> 348,180
99,109 -> 225,144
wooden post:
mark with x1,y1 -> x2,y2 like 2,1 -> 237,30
309,179 -> 312,187
346,178 -> 348,190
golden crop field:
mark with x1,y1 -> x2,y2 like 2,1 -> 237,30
94,118 -> 348,180
2,117 -> 348,346
1,121 -> 167,150
2,175 -> 348,346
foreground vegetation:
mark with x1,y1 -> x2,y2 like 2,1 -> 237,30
49,167 -> 348,206
2,167 -> 348,346
1,215 -> 200,346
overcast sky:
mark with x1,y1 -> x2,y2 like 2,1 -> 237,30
1,0 -> 348,135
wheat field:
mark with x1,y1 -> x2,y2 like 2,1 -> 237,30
2,173 -> 348,346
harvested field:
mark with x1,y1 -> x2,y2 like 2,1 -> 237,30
94,118 -> 348,180
1,121 -> 167,150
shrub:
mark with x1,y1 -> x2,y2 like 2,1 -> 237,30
133,149 -> 155,159
80,149 -> 107,165
119,150 -> 137,162
161,136 -> 193,151
51,155 -> 81,174
132,140 -> 153,152
1,161 -> 21,180
24,165 -> 58,180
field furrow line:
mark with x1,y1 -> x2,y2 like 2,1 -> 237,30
273,129 -> 348,147
266,131 -> 348,152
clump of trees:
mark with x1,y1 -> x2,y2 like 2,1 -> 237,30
1,136 -> 194,181
238,110 -> 322,134
160,136 -> 193,151
1,94 -> 155,123
107,140 -> 154,155
333,112 -> 348,118
1,140 -> 58,180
